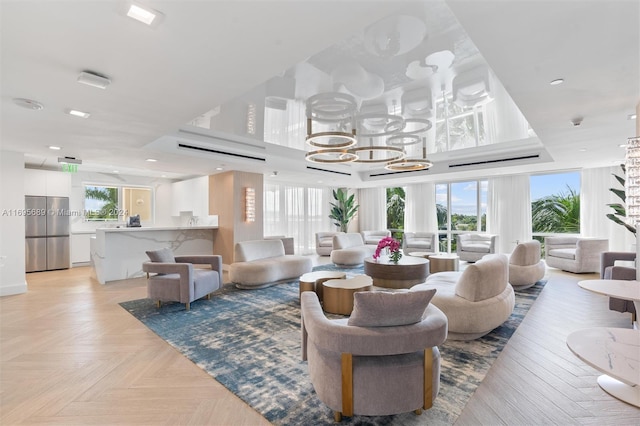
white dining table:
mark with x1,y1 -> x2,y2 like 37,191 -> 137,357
566,279 -> 640,407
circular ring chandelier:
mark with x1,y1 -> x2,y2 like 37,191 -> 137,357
305,148 -> 359,164
350,145 -> 405,163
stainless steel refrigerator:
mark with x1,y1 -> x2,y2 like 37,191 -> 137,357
25,196 -> 70,272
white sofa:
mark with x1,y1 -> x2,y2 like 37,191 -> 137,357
412,254 -> 515,340
229,239 -> 312,289
315,231 -> 344,256
330,233 -> 375,266
456,233 -> 498,262
544,236 -> 609,273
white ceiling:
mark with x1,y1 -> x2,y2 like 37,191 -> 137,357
1,1 -> 638,187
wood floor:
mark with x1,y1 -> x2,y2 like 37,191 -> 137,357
1,261 -> 638,425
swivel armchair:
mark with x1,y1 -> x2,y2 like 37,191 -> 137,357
142,248 -> 222,311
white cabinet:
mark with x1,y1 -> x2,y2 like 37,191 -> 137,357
171,176 -> 209,216
71,233 -> 93,264
24,169 -> 71,197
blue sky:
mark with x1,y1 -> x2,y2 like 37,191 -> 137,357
435,171 -> 581,215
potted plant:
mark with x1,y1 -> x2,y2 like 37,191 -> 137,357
329,188 -> 358,233
607,164 -> 636,235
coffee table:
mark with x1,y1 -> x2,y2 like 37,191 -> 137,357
322,275 -> 373,315
363,256 -> 429,289
299,271 -> 347,302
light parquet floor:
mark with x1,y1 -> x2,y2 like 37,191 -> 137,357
1,260 -> 638,425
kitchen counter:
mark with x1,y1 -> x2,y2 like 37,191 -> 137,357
90,226 -> 218,284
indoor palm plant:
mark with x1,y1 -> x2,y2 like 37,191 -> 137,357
329,188 -> 358,233
607,164 -> 636,235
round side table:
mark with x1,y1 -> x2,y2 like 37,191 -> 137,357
322,275 -> 373,315
299,271 -> 347,302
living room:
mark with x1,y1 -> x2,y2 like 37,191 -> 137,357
1,1 -> 639,424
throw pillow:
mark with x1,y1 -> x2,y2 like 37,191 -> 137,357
146,247 -> 175,263
348,289 -> 437,327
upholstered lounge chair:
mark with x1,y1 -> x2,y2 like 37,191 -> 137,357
412,254 -> 514,340
456,233 -> 498,262
544,236 -> 608,273
360,230 -> 391,247
142,247 -> 222,311
330,233 -> 375,266
600,251 -> 637,321
509,240 -> 546,289
301,290 -> 448,421
315,231 -> 344,256
403,232 -> 437,253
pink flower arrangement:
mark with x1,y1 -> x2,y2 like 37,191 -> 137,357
373,236 -> 402,263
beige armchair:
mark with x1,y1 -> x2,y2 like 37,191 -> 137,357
456,233 -> 498,262
315,231 -> 343,256
301,290 -> 448,421
544,236 -> 608,273
509,240 -> 546,289
403,232 -> 437,253
412,254 -> 514,340
142,248 -> 222,311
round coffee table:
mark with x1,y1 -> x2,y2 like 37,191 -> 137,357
299,271 -> 347,301
322,275 -> 373,315
363,256 -> 429,289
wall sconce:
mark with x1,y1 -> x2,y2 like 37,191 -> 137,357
245,187 -> 256,222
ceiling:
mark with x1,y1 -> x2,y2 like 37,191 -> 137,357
1,1 -> 638,187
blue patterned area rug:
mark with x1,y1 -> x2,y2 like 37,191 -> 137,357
120,264 -> 546,425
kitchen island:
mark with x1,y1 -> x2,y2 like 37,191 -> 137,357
90,226 -> 218,284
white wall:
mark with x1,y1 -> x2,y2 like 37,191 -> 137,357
0,151 -> 27,295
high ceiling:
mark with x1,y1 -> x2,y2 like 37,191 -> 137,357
1,1 -> 638,187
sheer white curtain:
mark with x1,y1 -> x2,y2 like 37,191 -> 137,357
404,182 -> 438,233
581,166 -> 634,251
357,187 -> 387,232
263,182 -> 331,255
487,174 -> 531,253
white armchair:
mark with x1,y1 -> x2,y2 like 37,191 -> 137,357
456,234 -> 498,262
360,230 -> 391,247
544,236 -> 608,273
403,232 -> 437,253
315,231 -> 343,256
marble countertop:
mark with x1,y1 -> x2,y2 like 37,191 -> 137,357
97,226 -> 218,233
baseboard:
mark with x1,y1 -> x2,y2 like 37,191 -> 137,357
0,281 -> 28,296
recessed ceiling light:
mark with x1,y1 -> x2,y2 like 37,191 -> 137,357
67,109 -> 90,118
113,170 -> 119,174
619,144 -> 628,148
127,3 -> 163,26
49,146 -> 61,150
578,148 -> 587,152
549,78 -> 564,86
145,158 -> 157,162
215,167 -> 223,171
161,175 -> 167,178
629,113 -> 638,120
13,98 -> 44,110
77,71 -> 111,89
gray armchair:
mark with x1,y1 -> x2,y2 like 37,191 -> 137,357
142,252 -> 222,311
315,231 -> 343,256
509,240 -> 546,289
600,251 -> 637,321
301,291 -> 448,421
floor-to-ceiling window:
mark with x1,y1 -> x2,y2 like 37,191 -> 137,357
436,179 -> 487,252
530,171 -> 581,250
386,187 -> 405,240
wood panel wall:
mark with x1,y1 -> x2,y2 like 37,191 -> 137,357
209,171 -> 263,265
